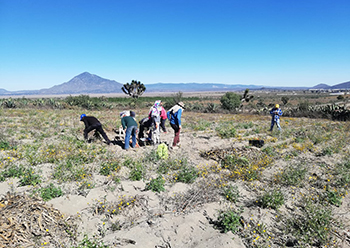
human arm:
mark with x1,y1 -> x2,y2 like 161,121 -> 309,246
121,117 -> 126,130
177,109 -> 182,127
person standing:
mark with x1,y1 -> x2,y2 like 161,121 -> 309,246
80,114 -> 111,145
149,100 -> 162,144
121,111 -> 138,150
159,101 -> 167,133
167,102 -> 185,147
269,104 -> 283,131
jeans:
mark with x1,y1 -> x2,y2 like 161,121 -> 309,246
270,119 -> 281,131
124,126 -> 138,149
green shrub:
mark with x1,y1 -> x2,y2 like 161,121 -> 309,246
220,92 -> 241,111
100,161 -> 121,176
285,200 -> 334,247
275,165 -> 307,187
216,209 -> 242,233
19,168 -> 42,186
322,186 -> 343,207
129,163 -> 145,181
37,183 -> 63,201
145,176 -> 165,193
259,189 -> 284,210
222,185 -> 240,203
71,234 -> 107,248
0,165 -> 26,182
216,122 -> 236,138
176,165 -> 198,184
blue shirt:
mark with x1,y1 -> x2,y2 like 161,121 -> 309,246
167,108 -> 182,126
270,108 -> 283,121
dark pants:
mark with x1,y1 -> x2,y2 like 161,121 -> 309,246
160,118 -> 167,132
170,123 -> 180,146
84,123 -> 110,143
139,118 -> 152,139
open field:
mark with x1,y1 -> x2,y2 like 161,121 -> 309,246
1,94 -> 350,247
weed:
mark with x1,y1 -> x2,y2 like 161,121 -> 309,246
145,176 -> 165,193
322,186 -> 343,207
0,164 -> 26,182
259,189 -> 284,210
285,200 -> 335,247
215,208 -> 243,233
175,165 -> 198,184
215,122 -> 236,138
71,234 -> 107,248
100,161 -> 121,176
19,168 -> 41,186
222,185 -> 240,203
36,183 -> 63,201
129,163 -> 145,181
275,164 -> 307,187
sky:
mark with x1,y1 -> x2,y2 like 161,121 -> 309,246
0,0 -> 349,91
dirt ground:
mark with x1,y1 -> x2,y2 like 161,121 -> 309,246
1,109 -> 350,248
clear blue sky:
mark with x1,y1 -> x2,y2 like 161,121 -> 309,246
1,0 -> 349,91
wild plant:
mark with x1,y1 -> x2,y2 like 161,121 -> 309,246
52,159 -> 93,183
215,208 -> 243,234
258,189 -> 284,210
129,163 -> 145,181
145,175 -> 165,193
215,122 -> 236,138
99,161 -> 121,176
19,168 -> 42,186
284,199 -> 336,247
222,185 -> 240,203
175,165 -> 198,184
274,164 -> 307,187
240,221 -> 273,248
71,234 -> 107,248
321,186 -> 343,207
35,183 -> 63,201
0,164 -> 26,182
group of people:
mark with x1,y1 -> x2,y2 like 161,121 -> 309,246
80,101 -> 283,150
80,100 -> 185,150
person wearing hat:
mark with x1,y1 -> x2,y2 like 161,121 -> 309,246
167,102 -> 185,147
80,114 -> 111,145
121,111 -> 138,150
269,104 -> 283,131
148,100 -> 162,144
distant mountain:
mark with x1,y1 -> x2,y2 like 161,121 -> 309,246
0,88 -> 10,94
0,72 -> 349,96
144,82 -> 263,92
331,81 -> 350,89
311,83 -> 331,89
38,72 -> 123,94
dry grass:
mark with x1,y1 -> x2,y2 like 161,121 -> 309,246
1,106 -> 350,247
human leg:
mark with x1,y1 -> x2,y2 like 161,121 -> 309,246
124,126 -> 132,149
153,121 -> 160,144
96,124 -> 111,144
160,118 -> 167,132
270,120 -> 275,131
84,125 -> 96,140
170,123 -> 180,146
276,119 -> 281,130
131,126 -> 138,148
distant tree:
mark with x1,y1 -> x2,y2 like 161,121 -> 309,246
220,92 -> 241,111
281,96 -> 289,105
121,80 -> 146,98
241,89 -> 254,102
337,95 -> 344,100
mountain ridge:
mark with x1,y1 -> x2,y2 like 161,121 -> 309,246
1,72 -> 349,96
